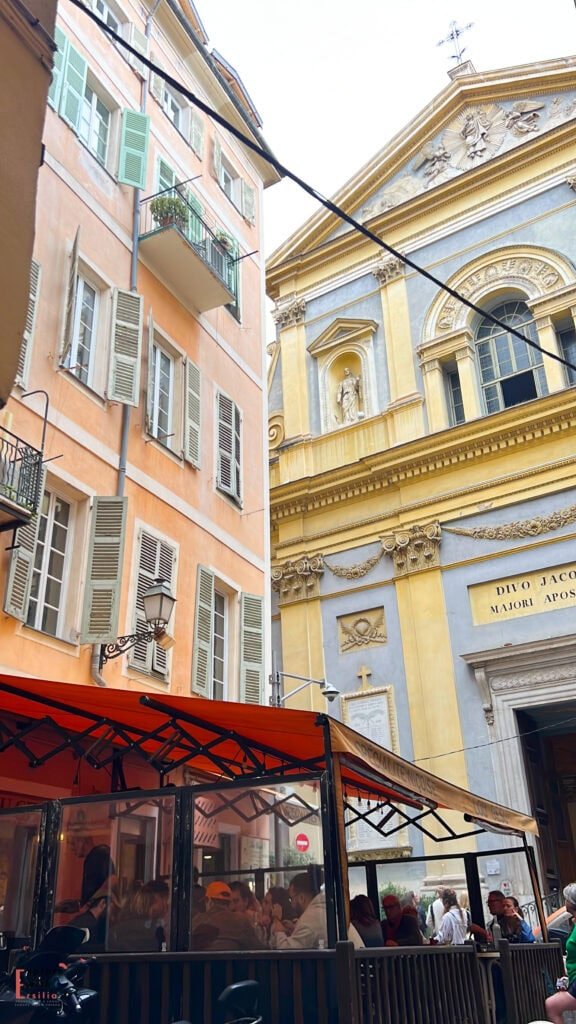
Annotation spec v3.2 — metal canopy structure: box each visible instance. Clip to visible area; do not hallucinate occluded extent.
[0,673,537,843]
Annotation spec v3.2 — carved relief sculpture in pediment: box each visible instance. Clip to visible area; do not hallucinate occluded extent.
[271,555,324,604]
[381,523,442,577]
[442,104,507,169]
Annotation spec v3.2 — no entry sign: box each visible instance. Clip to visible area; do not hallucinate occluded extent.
[295,832,310,852]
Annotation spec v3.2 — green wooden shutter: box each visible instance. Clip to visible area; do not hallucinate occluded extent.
[145,308,155,432]
[189,110,204,158]
[241,181,256,224]
[60,43,87,131]
[157,157,176,193]
[233,403,242,504]
[48,26,68,110]
[151,540,175,675]
[240,593,264,704]
[80,496,127,643]
[187,192,203,245]
[108,289,143,405]
[3,468,46,622]
[118,110,150,189]
[212,137,222,183]
[183,359,201,467]
[191,565,214,696]
[130,530,157,672]
[16,260,41,385]
[61,228,79,365]
[126,23,149,78]
[216,392,234,497]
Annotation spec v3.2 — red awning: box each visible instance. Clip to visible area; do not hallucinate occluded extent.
[0,673,537,835]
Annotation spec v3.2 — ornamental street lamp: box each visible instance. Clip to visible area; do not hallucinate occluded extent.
[269,670,340,707]
[99,578,176,669]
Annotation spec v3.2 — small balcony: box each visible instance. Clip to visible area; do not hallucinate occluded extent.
[0,425,43,533]
[138,188,237,314]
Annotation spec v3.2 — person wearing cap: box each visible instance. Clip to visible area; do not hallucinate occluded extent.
[380,894,423,947]
[191,882,265,951]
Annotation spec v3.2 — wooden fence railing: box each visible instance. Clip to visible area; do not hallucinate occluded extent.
[498,939,564,1024]
[353,944,486,1024]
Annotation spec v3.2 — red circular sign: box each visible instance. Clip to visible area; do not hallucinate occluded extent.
[295,832,310,852]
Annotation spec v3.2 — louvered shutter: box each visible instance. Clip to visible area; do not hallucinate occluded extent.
[3,467,46,622]
[183,359,201,467]
[158,158,176,193]
[151,541,175,675]
[191,566,214,696]
[60,43,87,131]
[48,26,68,110]
[233,403,242,504]
[216,392,234,496]
[149,71,165,103]
[239,594,264,704]
[126,23,149,78]
[241,181,256,224]
[80,496,127,643]
[118,110,150,189]
[189,110,204,159]
[61,228,79,365]
[108,289,143,405]
[212,137,222,183]
[16,260,41,385]
[145,309,155,432]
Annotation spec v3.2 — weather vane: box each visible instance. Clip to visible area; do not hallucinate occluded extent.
[437,20,474,64]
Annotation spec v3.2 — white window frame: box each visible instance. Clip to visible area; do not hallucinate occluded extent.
[68,274,100,389]
[475,300,547,415]
[162,85,184,131]
[220,154,242,209]
[212,589,228,702]
[94,0,121,33]
[26,488,74,639]
[79,79,112,166]
[149,342,175,446]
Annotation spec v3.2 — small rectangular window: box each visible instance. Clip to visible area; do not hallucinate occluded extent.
[213,591,226,702]
[94,0,120,33]
[220,154,242,209]
[26,489,72,637]
[150,344,174,446]
[446,368,465,426]
[68,275,100,387]
[79,83,111,165]
[558,327,576,385]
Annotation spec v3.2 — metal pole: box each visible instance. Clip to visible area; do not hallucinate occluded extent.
[464,851,484,935]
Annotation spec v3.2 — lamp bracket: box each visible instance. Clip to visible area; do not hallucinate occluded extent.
[99,628,161,668]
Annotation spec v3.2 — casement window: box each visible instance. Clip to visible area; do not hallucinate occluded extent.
[191,566,264,703]
[558,327,576,385]
[130,529,177,678]
[212,139,256,224]
[94,0,120,33]
[150,75,183,130]
[26,490,72,637]
[445,366,465,426]
[216,392,241,505]
[67,275,100,388]
[476,300,547,413]
[146,315,201,464]
[79,82,111,165]
[15,260,41,387]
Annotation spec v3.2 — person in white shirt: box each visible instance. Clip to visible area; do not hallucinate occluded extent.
[435,890,468,945]
[270,873,364,949]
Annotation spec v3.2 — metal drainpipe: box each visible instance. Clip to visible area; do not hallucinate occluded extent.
[91,7,161,686]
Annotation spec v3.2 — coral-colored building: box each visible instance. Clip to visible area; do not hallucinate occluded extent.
[0,0,280,739]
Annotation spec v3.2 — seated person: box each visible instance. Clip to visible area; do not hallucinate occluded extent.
[258,887,295,945]
[191,882,265,951]
[500,897,535,943]
[270,873,327,950]
[229,881,260,926]
[350,895,384,948]
[70,880,121,951]
[380,894,423,946]
[110,879,170,952]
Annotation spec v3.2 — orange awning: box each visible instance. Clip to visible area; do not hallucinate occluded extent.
[0,673,538,835]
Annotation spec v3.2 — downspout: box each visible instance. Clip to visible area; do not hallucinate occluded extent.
[91,3,162,686]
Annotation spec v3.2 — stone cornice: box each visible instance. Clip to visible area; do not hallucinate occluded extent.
[269,391,576,522]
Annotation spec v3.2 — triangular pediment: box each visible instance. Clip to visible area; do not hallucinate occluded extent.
[268,56,576,276]
[308,318,378,356]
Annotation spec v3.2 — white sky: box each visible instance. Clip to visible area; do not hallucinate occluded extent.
[200,0,576,256]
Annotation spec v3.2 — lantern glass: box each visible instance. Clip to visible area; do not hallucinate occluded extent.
[142,579,176,628]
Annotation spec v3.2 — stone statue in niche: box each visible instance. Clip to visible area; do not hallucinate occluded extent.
[336,367,362,424]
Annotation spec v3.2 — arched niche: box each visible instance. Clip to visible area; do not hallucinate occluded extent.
[308,318,379,433]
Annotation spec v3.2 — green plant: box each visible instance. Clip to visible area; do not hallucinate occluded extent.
[150,195,189,231]
[214,230,234,252]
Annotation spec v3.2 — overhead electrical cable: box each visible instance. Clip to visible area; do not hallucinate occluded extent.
[69,0,576,376]
[413,713,576,763]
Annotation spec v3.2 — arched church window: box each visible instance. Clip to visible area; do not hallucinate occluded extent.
[476,300,547,413]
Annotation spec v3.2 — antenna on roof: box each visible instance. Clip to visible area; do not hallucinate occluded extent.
[437,20,474,64]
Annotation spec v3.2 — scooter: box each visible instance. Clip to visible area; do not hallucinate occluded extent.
[0,925,98,1023]
[173,979,262,1024]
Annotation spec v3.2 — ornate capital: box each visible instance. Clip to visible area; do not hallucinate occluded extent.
[373,255,404,285]
[271,555,324,604]
[272,297,306,328]
[566,176,576,192]
[381,522,441,576]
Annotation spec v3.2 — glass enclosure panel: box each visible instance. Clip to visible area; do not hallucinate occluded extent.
[374,856,466,941]
[0,808,43,938]
[191,779,326,950]
[53,793,175,952]
[476,849,537,934]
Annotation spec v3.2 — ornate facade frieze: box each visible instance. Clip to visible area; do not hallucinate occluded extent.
[323,547,384,579]
[272,297,306,328]
[373,255,404,284]
[444,503,576,540]
[271,555,324,604]
[380,522,442,576]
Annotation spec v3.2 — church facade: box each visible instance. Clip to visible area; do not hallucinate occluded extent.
[267,57,576,894]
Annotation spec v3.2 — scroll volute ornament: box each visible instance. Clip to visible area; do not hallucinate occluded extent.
[271,555,324,604]
[381,523,442,576]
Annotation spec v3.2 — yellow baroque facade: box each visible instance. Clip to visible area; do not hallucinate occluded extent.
[267,57,576,892]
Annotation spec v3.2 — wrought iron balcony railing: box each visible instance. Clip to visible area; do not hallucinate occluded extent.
[139,186,238,311]
[0,425,43,531]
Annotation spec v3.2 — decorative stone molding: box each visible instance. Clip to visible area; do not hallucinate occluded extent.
[268,414,285,451]
[271,555,324,604]
[444,502,576,540]
[380,522,441,576]
[324,546,384,579]
[272,297,306,328]
[338,609,387,653]
[566,176,576,192]
[373,255,404,284]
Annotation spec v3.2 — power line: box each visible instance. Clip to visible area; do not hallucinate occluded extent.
[68,0,576,376]
[414,713,576,763]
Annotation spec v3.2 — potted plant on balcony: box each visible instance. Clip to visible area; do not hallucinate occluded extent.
[214,229,234,253]
[149,195,189,232]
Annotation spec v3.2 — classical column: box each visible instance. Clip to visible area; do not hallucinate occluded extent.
[381,524,471,854]
[273,296,309,440]
[374,257,425,441]
[535,314,566,394]
[421,359,449,432]
[455,343,482,419]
